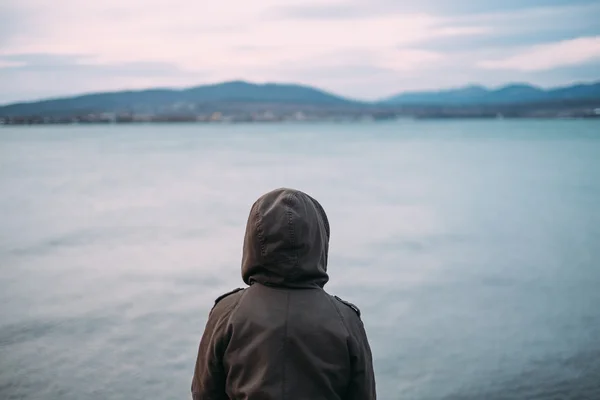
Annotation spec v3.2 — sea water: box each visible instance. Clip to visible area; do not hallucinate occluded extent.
[1,120,599,400]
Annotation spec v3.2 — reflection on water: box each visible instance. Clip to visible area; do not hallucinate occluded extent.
[1,121,600,400]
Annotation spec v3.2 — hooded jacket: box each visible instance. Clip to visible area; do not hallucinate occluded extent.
[191,188,376,400]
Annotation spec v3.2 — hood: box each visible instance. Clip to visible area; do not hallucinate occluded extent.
[242,188,330,288]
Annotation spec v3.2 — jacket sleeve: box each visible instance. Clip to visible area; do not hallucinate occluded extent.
[191,308,230,400]
[347,318,377,400]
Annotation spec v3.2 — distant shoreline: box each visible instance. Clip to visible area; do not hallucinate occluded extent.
[2,114,600,126]
[2,80,599,125]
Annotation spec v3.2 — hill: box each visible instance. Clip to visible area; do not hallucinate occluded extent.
[1,80,599,119]
[0,80,361,117]
[382,82,600,105]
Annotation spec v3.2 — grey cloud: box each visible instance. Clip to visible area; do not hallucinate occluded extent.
[0,53,192,75]
[269,0,599,19]
[418,29,600,53]
[0,54,94,67]
[398,0,598,14]
[447,1,600,30]
[416,3,600,53]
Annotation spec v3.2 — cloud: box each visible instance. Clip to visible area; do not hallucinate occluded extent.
[0,2,475,76]
[0,0,599,103]
[0,53,92,68]
[478,36,600,71]
[270,0,598,18]
[0,60,26,68]
[419,2,600,51]
[0,54,213,104]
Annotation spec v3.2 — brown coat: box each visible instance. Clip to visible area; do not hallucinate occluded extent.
[191,188,376,400]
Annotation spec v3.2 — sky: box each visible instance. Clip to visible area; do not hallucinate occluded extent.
[1,0,600,104]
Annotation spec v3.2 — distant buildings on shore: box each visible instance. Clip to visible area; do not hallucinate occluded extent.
[0,110,389,125]
[1,107,599,126]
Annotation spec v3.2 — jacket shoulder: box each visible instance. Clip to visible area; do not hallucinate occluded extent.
[212,287,245,311]
[333,295,361,318]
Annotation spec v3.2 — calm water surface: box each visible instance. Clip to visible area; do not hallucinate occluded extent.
[1,121,599,400]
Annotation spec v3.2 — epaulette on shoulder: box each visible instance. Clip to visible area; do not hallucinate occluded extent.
[334,295,361,318]
[213,288,244,308]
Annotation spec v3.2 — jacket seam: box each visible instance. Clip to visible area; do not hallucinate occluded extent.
[326,294,356,399]
[326,294,352,337]
[286,192,298,275]
[219,289,248,380]
[309,195,330,239]
[210,288,244,315]
[255,204,266,257]
[227,289,249,324]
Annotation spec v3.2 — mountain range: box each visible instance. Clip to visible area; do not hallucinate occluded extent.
[383,82,600,105]
[1,80,599,117]
[0,81,359,117]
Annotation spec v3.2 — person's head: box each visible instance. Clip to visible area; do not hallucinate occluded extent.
[241,188,330,288]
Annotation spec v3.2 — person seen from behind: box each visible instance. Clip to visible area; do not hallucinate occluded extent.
[191,188,376,400]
